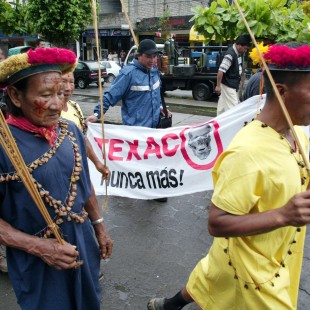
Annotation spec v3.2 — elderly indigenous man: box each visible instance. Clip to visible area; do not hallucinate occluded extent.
[61,71,109,178]
[215,34,252,115]
[0,48,113,309]
[148,42,310,310]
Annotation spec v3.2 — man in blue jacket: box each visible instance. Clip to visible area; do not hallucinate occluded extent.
[86,39,171,202]
[86,39,171,128]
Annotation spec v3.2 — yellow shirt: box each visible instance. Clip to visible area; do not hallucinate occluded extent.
[61,100,86,134]
[187,120,308,309]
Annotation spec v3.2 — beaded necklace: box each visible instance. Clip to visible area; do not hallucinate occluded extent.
[68,100,87,135]
[0,120,88,238]
[224,120,306,291]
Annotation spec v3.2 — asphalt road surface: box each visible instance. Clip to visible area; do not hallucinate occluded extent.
[0,87,309,309]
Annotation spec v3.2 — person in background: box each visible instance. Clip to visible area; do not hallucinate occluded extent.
[242,43,269,101]
[0,47,113,309]
[215,34,252,115]
[242,69,264,101]
[120,50,126,66]
[112,51,119,63]
[36,38,45,48]
[148,42,310,309]
[61,71,109,178]
[85,39,171,202]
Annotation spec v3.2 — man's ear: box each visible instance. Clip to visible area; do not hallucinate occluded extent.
[6,86,23,108]
[276,83,289,100]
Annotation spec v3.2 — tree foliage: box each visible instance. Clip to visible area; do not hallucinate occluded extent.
[0,0,35,36]
[191,0,310,44]
[27,0,93,46]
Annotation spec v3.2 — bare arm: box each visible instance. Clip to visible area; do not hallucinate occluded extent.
[84,184,113,259]
[0,218,79,269]
[215,70,224,94]
[208,189,310,237]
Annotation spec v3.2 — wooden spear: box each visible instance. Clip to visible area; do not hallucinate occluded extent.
[90,0,108,208]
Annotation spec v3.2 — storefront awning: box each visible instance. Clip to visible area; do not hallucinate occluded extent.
[189,26,205,41]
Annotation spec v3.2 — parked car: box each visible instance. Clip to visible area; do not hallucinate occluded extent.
[8,46,33,56]
[100,60,121,83]
[74,61,108,89]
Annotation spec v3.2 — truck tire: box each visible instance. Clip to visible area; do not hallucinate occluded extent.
[192,83,212,101]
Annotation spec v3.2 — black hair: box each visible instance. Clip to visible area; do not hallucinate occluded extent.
[36,38,44,46]
[236,34,252,47]
[4,78,29,117]
[263,70,308,99]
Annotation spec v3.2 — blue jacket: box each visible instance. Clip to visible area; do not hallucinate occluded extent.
[94,59,162,128]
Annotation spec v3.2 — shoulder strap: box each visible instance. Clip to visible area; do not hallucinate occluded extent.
[158,74,168,118]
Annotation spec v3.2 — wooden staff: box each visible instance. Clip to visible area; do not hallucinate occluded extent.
[233,0,310,174]
[90,0,108,208]
[0,110,64,244]
[120,0,139,46]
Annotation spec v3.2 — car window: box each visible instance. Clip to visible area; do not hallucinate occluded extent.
[87,62,105,70]
[76,63,83,70]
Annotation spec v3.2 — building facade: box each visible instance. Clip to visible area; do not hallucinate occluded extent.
[0,0,211,60]
[80,0,210,61]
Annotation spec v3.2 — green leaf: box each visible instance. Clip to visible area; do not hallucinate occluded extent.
[207,26,214,34]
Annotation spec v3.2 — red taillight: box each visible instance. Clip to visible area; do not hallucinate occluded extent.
[88,73,98,77]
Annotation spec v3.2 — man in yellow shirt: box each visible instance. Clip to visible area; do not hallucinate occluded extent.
[148,42,310,310]
[61,72,109,179]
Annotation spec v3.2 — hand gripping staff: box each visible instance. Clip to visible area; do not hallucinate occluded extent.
[0,110,83,267]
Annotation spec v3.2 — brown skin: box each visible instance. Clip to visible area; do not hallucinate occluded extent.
[2,71,112,269]
[8,72,64,127]
[85,185,113,259]
[209,74,310,238]
[62,72,110,180]
[0,48,5,62]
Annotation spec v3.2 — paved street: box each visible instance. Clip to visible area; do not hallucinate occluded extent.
[0,87,309,309]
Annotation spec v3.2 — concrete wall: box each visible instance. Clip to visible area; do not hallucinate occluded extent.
[98,0,210,29]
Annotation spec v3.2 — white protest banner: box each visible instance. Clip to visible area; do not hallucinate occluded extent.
[87,95,266,199]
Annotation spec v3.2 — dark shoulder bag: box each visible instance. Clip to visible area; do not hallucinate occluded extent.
[157,90,172,129]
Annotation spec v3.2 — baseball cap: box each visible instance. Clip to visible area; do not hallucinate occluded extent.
[137,39,158,55]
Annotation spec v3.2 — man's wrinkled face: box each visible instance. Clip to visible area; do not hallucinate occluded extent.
[13,72,64,127]
[138,53,158,70]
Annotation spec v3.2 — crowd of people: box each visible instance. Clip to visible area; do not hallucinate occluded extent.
[1,38,310,310]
